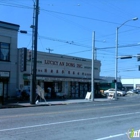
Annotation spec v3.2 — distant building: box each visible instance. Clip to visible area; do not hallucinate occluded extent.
[0,21,20,102]
[121,78,140,90]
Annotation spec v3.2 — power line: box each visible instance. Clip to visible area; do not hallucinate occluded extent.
[2,1,139,29]
[41,9,140,28]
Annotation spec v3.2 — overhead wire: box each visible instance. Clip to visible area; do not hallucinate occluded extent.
[2,0,139,78]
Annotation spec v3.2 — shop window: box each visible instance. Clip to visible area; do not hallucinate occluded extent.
[38,69,42,72]
[0,42,10,61]
[54,82,62,93]
[24,81,30,86]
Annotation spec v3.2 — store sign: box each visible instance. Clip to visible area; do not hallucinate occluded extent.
[85,92,91,100]
[20,48,27,72]
[44,60,82,68]
[0,71,9,77]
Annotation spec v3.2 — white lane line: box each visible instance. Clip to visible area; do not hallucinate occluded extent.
[94,133,126,140]
[94,128,140,140]
[0,111,140,132]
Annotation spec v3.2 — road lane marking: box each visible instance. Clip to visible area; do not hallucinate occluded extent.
[0,111,140,132]
[94,133,125,140]
[94,128,140,140]
[1,103,140,119]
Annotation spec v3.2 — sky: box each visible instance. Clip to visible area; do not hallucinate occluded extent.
[0,0,140,79]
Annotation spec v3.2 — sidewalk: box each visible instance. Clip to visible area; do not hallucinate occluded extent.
[0,98,113,109]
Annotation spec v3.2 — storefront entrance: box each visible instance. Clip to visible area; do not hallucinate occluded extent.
[70,82,90,98]
[44,81,63,99]
[0,78,8,104]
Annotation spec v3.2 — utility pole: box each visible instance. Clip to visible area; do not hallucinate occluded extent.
[46,48,53,53]
[30,2,35,104]
[91,31,95,101]
[30,0,39,104]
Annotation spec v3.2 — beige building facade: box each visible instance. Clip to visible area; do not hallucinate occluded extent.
[0,20,102,102]
[18,49,101,98]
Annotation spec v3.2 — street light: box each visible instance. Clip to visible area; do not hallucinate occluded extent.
[115,17,138,100]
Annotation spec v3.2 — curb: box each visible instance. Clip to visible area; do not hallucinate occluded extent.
[0,98,112,109]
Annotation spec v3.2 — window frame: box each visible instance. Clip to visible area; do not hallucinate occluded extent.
[0,42,10,62]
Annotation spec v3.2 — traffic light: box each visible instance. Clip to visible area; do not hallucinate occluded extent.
[113,79,117,83]
[138,66,140,71]
[137,54,140,61]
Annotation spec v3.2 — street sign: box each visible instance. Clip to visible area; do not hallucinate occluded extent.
[120,56,132,59]
[85,92,91,100]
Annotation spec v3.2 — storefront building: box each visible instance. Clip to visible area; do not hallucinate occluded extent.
[18,49,101,99]
[0,21,19,103]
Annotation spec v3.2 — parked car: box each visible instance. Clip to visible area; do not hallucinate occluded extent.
[104,88,126,96]
[136,89,140,94]
[126,89,138,94]
[16,89,30,100]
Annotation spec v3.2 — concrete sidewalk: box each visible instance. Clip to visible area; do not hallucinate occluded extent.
[0,98,113,108]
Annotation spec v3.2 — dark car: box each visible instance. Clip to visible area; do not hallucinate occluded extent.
[136,89,140,94]
[21,90,30,100]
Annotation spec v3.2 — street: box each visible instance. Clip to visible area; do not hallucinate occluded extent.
[0,95,140,140]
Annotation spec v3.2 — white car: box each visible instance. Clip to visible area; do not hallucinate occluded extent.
[104,88,126,96]
[126,89,137,94]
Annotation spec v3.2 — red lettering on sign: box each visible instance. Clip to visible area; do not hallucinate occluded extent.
[77,64,82,68]
[59,62,64,66]
[66,62,75,67]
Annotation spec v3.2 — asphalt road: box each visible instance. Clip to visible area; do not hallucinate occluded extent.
[0,94,140,140]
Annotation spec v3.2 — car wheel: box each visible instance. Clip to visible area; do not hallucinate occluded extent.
[118,93,121,96]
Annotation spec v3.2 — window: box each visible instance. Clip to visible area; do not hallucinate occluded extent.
[62,70,64,74]
[0,43,10,61]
